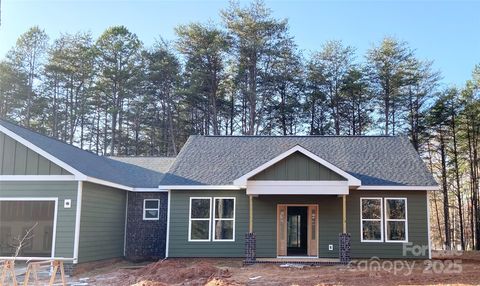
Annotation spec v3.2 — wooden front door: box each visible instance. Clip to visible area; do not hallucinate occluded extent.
[277,204,318,257]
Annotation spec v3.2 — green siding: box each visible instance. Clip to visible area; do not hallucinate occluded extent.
[347,190,429,259]
[0,181,77,258]
[251,151,346,181]
[0,131,70,175]
[253,195,342,258]
[169,190,249,257]
[78,182,126,263]
[168,190,429,259]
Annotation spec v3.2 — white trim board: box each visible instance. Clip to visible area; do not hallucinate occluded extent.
[159,185,242,191]
[246,180,349,195]
[0,175,76,181]
[357,186,439,191]
[0,197,58,260]
[73,181,83,264]
[233,145,361,187]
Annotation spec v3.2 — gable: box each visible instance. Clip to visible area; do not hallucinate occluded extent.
[0,131,71,175]
[250,151,347,181]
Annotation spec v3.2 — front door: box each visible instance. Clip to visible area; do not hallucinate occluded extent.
[277,204,318,257]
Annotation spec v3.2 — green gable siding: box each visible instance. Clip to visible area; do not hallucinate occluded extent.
[251,151,346,181]
[0,181,78,258]
[0,132,70,175]
[347,190,429,259]
[168,189,429,259]
[78,182,126,263]
[169,190,249,257]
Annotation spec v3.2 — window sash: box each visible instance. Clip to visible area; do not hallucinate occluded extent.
[143,199,160,221]
[384,198,408,242]
[213,197,235,241]
[189,197,212,241]
[360,198,383,242]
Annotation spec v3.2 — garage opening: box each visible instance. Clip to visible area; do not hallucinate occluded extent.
[0,200,56,257]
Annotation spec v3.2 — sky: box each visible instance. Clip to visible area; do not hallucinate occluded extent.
[0,0,479,87]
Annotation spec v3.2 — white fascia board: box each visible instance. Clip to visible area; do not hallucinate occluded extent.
[0,125,84,178]
[232,145,361,187]
[357,185,440,191]
[84,176,133,191]
[0,175,76,181]
[133,188,168,192]
[246,180,349,195]
[158,185,242,191]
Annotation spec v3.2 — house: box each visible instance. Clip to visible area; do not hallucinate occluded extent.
[0,119,438,273]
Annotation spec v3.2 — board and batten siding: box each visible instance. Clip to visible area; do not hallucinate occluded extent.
[251,151,346,181]
[168,190,249,257]
[347,190,429,259]
[78,182,126,263]
[0,181,77,258]
[0,131,70,175]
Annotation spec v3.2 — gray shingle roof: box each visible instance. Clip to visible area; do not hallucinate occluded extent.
[108,156,175,173]
[161,135,438,187]
[0,119,166,188]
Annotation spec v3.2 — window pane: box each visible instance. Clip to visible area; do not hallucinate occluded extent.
[361,199,381,219]
[386,199,406,219]
[145,200,159,209]
[387,221,406,241]
[362,221,382,241]
[191,220,210,240]
[145,210,159,219]
[214,220,233,240]
[215,199,234,219]
[191,199,210,218]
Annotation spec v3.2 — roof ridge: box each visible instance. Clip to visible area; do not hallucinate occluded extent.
[202,135,399,138]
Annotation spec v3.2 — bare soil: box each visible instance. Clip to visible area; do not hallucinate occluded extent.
[73,252,480,286]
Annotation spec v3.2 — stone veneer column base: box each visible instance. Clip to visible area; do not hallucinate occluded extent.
[339,233,351,264]
[245,233,256,264]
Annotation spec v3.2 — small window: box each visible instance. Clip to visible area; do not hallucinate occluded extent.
[213,198,235,241]
[143,199,160,220]
[360,198,383,242]
[189,198,212,241]
[385,198,408,242]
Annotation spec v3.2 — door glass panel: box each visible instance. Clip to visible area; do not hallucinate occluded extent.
[287,214,301,248]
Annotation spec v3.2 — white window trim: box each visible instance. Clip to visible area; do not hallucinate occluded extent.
[143,199,160,221]
[384,197,408,243]
[360,197,383,243]
[212,197,236,242]
[188,197,212,242]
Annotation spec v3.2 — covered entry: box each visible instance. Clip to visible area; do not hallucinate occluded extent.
[0,199,57,258]
[277,204,318,257]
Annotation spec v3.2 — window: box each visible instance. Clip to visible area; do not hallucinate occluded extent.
[385,198,408,242]
[213,198,235,241]
[143,199,160,220]
[360,198,383,242]
[189,198,212,241]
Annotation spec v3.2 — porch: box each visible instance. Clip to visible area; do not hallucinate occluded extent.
[244,194,351,264]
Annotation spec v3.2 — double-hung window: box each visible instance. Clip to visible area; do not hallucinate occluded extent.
[189,198,212,241]
[385,198,408,242]
[213,197,235,241]
[143,199,160,220]
[360,198,383,242]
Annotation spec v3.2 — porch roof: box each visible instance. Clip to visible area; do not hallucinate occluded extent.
[160,135,438,188]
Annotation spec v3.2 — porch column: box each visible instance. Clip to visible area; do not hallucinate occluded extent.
[245,195,256,263]
[339,195,351,264]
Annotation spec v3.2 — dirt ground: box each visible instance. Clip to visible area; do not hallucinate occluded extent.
[71,251,480,286]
